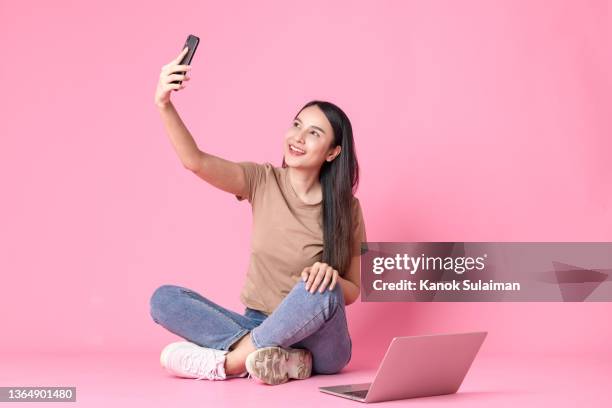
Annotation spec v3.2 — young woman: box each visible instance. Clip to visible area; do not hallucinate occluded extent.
[150,47,367,385]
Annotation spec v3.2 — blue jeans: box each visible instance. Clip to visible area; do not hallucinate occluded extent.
[150,279,352,374]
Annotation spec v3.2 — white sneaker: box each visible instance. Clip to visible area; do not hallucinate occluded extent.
[160,341,246,380]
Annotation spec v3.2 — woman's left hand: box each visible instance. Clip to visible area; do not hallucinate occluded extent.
[301,262,339,293]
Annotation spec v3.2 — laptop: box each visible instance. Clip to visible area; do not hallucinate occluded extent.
[319,331,487,403]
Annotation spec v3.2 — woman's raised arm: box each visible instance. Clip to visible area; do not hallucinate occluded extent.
[155,48,246,198]
[156,102,246,197]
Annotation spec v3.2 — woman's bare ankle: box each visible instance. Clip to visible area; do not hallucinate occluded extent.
[225,355,246,375]
[225,333,257,375]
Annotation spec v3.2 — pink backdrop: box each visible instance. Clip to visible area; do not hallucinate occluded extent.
[1,0,611,368]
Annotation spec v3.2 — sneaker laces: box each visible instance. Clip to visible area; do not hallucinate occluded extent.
[180,348,227,380]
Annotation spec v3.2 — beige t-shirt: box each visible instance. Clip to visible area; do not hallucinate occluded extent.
[235,161,367,315]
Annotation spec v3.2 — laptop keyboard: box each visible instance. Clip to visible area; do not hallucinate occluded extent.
[344,389,369,399]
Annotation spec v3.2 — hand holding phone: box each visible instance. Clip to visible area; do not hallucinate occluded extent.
[171,35,200,85]
[154,35,200,108]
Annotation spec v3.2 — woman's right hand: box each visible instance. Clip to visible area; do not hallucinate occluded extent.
[154,46,192,108]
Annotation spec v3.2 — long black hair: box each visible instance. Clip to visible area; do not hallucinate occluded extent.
[282,100,360,276]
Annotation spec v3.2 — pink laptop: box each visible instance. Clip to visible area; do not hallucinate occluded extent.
[319,331,487,403]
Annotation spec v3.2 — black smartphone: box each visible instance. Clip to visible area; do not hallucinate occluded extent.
[171,34,200,85]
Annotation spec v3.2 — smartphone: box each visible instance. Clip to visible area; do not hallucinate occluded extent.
[171,34,200,85]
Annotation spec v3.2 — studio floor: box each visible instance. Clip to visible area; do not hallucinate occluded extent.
[1,351,609,407]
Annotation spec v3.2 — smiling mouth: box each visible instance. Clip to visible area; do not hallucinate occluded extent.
[289,145,306,155]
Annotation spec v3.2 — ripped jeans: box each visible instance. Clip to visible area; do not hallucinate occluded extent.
[149,279,352,374]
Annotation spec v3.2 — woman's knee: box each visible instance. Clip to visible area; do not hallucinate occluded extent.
[294,279,343,303]
[293,279,344,318]
[149,284,184,323]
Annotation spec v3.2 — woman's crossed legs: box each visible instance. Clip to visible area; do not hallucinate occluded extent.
[150,279,352,378]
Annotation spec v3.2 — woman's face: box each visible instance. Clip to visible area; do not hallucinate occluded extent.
[284,105,341,170]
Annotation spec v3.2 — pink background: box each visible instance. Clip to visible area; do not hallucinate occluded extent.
[1,0,611,388]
